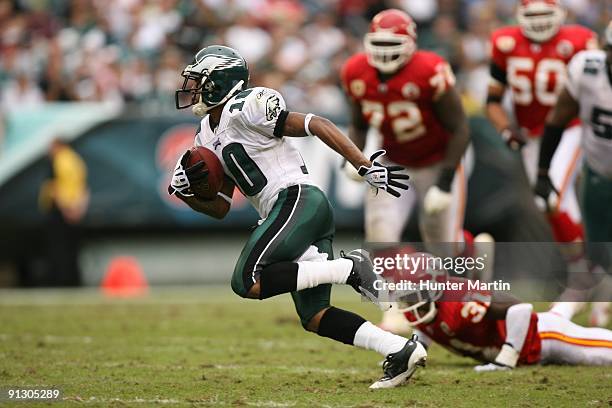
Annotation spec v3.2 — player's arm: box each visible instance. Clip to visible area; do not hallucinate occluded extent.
[347,98,369,151]
[485,62,527,150]
[476,292,533,371]
[485,81,509,133]
[433,86,470,190]
[537,87,580,176]
[339,99,369,181]
[534,88,580,202]
[423,85,469,214]
[282,111,410,197]
[283,111,370,169]
[176,176,235,219]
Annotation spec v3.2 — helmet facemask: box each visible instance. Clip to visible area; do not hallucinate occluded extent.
[517,1,566,43]
[364,32,416,74]
[176,69,245,117]
[395,286,442,326]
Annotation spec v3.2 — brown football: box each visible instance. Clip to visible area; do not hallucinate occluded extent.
[186,146,224,200]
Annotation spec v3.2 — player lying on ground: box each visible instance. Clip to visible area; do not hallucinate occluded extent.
[389,253,612,368]
[167,45,426,389]
[536,22,612,327]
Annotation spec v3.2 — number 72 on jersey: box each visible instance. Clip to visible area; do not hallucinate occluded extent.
[358,63,455,143]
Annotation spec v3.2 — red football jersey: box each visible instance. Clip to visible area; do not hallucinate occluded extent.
[490,25,596,137]
[405,279,542,365]
[341,51,455,167]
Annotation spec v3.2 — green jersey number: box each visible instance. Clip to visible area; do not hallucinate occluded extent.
[591,107,612,140]
[222,143,268,196]
[229,89,254,113]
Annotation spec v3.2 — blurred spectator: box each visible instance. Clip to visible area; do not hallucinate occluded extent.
[1,71,44,114]
[39,138,89,286]
[0,0,608,119]
[224,13,272,65]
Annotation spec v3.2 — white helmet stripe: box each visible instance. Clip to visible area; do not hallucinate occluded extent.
[188,54,244,74]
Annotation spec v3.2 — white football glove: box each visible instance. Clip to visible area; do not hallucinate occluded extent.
[473,363,511,372]
[168,150,207,196]
[357,150,410,198]
[423,185,452,215]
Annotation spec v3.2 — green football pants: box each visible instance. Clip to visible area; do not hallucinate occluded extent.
[231,184,335,327]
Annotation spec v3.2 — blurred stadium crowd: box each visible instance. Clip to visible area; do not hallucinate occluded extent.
[0,0,610,123]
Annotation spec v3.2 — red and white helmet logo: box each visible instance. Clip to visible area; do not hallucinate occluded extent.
[517,0,566,42]
[364,9,417,74]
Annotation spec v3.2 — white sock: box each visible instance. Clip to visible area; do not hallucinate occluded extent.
[504,303,532,351]
[295,258,352,291]
[353,321,407,356]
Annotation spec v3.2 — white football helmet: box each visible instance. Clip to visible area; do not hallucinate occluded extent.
[381,249,447,326]
[364,9,418,74]
[517,0,566,43]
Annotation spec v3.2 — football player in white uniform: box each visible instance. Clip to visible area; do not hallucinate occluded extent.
[167,45,426,389]
[537,22,612,327]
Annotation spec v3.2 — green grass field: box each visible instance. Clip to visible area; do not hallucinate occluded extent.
[0,286,610,407]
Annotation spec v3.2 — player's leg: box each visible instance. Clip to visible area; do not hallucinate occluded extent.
[365,161,417,333]
[520,136,540,186]
[231,185,385,307]
[418,162,467,258]
[580,164,612,327]
[537,312,612,365]
[540,127,589,319]
[549,126,583,224]
[231,185,352,300]
[364,163,415,242]
[286,221,428,388]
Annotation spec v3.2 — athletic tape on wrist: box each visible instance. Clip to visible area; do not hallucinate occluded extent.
[304,113,315,137]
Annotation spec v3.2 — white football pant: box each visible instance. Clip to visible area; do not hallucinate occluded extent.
[521,125,582,222]
[537,312,612,365]
[364,147,473,258]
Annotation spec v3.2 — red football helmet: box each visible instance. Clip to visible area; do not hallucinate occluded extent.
[517,0,566,42]
[382,249,448,326]
[364,9,417,74]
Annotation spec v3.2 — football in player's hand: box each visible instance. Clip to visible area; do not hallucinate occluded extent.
[186,146,224,200]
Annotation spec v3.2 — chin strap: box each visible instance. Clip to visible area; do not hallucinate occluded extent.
[192,80,246,117]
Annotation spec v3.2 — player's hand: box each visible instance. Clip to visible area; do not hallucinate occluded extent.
[501,126,527,151]
[534,170,558,211]
[423,185,452,215]
[475,343,519,371]
[358,150,410,197]
[168,150,209,196]
[341,159,364,182]
[473,362,512,372]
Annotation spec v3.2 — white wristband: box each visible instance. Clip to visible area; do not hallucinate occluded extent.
[217,192,232,204]
[304,113,315,137]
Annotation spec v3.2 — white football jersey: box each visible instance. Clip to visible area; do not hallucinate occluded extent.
[194,87,314,217]
[566,50,612,178]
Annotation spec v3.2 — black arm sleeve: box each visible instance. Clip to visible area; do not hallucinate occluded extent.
[273,110,289,138]
[489,63,507,86]
[538,125,565,171]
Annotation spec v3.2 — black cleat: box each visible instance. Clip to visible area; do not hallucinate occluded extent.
[342,249,390,311]
[370,334,427,389]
